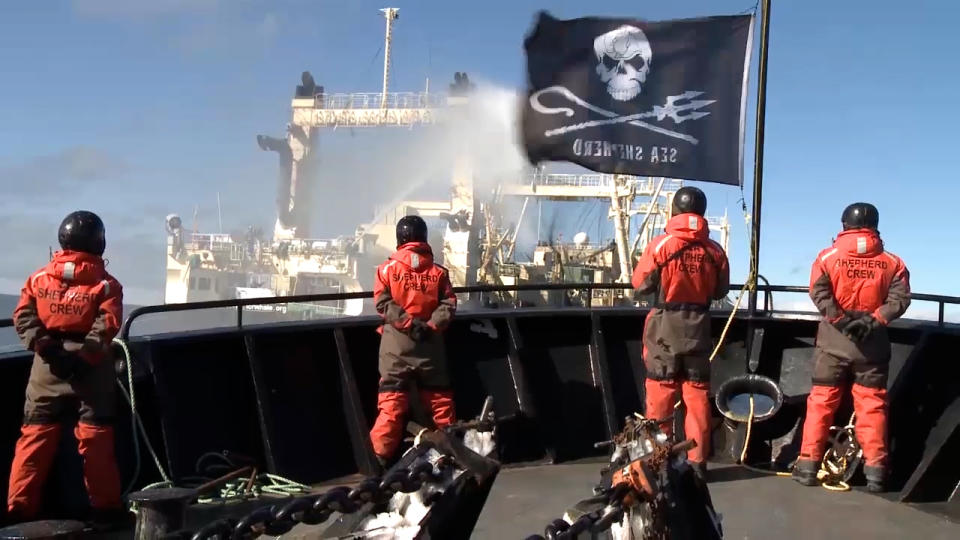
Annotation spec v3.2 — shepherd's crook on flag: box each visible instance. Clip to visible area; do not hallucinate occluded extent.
[521,12,754,186]
[530,86,715,143]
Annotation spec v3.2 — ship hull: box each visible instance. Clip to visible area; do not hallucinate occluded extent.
[0,306,957,531]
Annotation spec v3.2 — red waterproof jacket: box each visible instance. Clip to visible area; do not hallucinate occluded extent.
[632,213,730,305]
[810,229,910,325]
[373,242,456,333]
[13,250,123,360]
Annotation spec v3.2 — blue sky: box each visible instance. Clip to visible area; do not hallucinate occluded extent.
[1,0,957,318]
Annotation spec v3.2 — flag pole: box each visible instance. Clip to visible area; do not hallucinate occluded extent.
[747,0,772,317]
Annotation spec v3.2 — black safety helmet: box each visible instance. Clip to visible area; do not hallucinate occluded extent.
[841,202,879,230]
[672,186,707,216]
[396,215,428,246]
[58,211,106,256]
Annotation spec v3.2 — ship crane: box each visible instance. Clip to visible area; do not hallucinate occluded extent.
[494,173,731,279]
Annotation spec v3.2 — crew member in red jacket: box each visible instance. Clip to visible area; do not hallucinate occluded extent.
[369,216,457,465]
[8,211,124,523]
[631,187,730,477]
[792,203,910,492]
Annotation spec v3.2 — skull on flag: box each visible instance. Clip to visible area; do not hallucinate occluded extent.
[593,25,652,101]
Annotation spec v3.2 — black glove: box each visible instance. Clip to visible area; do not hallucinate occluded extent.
[79,338,106,365]
[46,339,92,381]
[46,353,90,381]
[831,315,854,333]
[408,319,432,342]
[843,316,878,343]
[34,335,63,358]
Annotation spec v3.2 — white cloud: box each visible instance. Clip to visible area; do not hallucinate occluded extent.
[0,147,165,303]
[71,0,219,18]
[0,146,127,192]
[71,0,282,54]
[170,12,284,54]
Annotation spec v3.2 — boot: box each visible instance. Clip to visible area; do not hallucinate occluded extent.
[690,462,708,482]
[374,454,389,475]
[792,459,819,486]
[864,465,885,493]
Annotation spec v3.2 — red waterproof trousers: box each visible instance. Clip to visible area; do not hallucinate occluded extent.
[370,389,456,459]
[8,352,122,520]
[645,379,711,463]
[8,423,122,520]
[799,384,888,467]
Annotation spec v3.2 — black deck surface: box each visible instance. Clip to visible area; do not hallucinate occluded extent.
[473,461,960,539]
[87,461,959,539]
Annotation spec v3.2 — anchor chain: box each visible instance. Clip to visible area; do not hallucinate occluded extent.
[525,485,631,540]
[526,474,683,540]
[530,431,699,540]
[176,460,451,540]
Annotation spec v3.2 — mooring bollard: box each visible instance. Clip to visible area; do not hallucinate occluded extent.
[0,520,86,540]
[128,488,196,540]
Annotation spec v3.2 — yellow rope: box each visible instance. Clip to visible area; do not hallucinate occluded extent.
[817,467,851,492]
[740,394,792,477]
[739,394,754,464]
[718,210,853,490]
[673,206,789,475]
[672,278,752,412]
[670,201,755,430]
[814,412,857,492]
[710,279,752,363]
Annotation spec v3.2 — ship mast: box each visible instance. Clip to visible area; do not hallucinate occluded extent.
[610,175,633,283]
[380,8,399,109]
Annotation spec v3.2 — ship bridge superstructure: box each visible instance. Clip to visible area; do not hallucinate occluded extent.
[164,7,476,311]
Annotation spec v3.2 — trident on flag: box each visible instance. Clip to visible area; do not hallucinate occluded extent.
[529,86,715,144]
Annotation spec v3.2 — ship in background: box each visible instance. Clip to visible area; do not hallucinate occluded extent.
[162,8,731,317]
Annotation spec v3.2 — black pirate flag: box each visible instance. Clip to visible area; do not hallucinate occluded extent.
[521,12,754,186]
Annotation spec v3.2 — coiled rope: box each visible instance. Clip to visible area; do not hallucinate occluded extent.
[738,393,855,489]
[112,337,171,495]
[112,338,310,506]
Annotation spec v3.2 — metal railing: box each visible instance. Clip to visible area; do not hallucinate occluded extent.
[104,285,960,339]
[530,173,614,188]
[296,92,445,110]
[2,284,959,343]
[184,234,236,253]
[112,282,638,341]
[754,285,960,324]
[520,173,684,193]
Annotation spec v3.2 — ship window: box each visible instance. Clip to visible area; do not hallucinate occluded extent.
[189,277,196,290]
[198,277,211,290]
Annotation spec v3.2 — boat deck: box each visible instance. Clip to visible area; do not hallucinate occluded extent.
[473,461,960,539]
[84,459,959,538]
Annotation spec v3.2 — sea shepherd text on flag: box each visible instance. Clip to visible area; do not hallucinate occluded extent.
[521,12,754,186]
